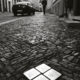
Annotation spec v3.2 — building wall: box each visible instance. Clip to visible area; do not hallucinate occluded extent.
[49,0,80,17]
[7,0,12,12]
[0,0,55,12]
[1,0,4,12]
[0,0,1,11]
[0,0,19,12]
[73,0,80,16]
[48,0,65,16]
[0,0,14,12]
[0,0,8,12]
[47,0,54,9]
[32,0,40,9]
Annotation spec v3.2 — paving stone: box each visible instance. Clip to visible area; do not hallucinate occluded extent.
[63,55,70,59]
[75,67,80,71]
[18,56,28,62]
[59,62,68,68]
[11,56,22,62]
[57,46,62,50]
[6,66,14,73]
[48,64,61,72]
[73,77,80,80]
[59,66,72,73]
[67,46,72,48]
[35,64,51,73]
[33,75,49,80]
[13,63,23,69]
[16,74,22,78]
[34,58,45,64]
[51,58,58,63]
[73,52,79,56]
[41,46,47,50]
[62,76,73,80]
[21,60,29,65]
[4,53,10,58]
[47,60,60,66]
[62,59,69,63]
[62,47,67,52]
[67,56,74,61]
[35,54,43,58]
[64,50,72,54]
[1,58,6,61]
[62,71,73,77]
[0,64,3,69]
[17,65,26,71]
[23,68,40,80]
[11,60,17,65]
[3,60,9,65]
[55,39,61,45]
[44,69,61,80]
[6,73,11,77]
[68,63,76,68]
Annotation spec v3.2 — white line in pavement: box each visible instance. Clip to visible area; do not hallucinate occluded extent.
[0,18,22,26]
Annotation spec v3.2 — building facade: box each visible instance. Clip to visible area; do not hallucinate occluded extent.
[49,0,80,17]
[0,0,17,12]
[0,0,7,12]
[0,0,55,12]
[0,0,40,12]
[47,0,54,9]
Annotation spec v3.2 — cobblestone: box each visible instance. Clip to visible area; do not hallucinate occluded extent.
[0,12,80,80]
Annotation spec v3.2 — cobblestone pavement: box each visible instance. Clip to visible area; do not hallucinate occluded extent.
[0,12,80,80]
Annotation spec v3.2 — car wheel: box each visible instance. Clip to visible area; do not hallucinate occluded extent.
[14,13,17,16]
[33,11,35,15]
[28,12,31,15]
[21,13,24,16]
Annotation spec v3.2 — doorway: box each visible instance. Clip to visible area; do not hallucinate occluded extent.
[0,1,1,11]
[74,0,80,16]
[8,1,11,12]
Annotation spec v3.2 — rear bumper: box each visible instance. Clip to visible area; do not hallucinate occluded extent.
[12,9,35,14]
[13,9,27,13]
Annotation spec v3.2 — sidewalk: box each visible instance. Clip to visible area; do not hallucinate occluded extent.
[59,16,80,29]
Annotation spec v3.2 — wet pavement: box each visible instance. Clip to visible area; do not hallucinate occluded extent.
[0,12,80,80]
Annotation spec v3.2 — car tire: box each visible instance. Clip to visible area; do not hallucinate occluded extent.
[21,13,24,16]
[28,12,31,15]
[14,13,17,16]
[33,11,35,15]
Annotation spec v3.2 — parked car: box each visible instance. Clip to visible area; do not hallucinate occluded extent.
[12,1,35,16]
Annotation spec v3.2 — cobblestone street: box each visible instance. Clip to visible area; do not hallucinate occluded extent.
[0,12,80,80]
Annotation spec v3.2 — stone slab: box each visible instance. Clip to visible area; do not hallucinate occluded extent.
[73,16,80,21]
[23,68,40,80]
[62,20,80,28]
[33,75,49,80]
[44,69,61,80]
[35,63,51,73]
